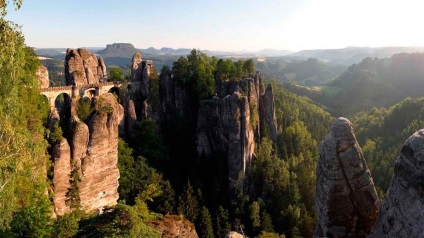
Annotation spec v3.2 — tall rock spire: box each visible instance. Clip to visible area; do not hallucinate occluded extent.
[314,117,380,237]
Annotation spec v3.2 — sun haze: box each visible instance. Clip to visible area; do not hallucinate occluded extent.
[6,0,424,51]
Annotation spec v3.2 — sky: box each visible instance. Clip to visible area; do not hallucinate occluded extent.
[5,0,424,51]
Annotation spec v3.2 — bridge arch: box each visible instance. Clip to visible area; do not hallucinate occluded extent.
[55,93,72,133]
[108,86,123,104]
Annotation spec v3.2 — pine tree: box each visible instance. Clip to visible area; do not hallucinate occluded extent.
[215,206,231,238]
[197,206,214,238]
[177,180,199,222]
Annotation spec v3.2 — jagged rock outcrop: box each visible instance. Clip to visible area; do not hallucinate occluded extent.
[261,84,278,142]
[197,88,255,203]
[159,71,189,122]
[52,138,72,216]
[314,117,380,238]
[65,48,107,86]
[369,129,424,237]
[148,215,198,238]
[196,72,278,203]
[131,52,143,81]
[130,53,158,120]
[36,65,49,88]
[51,93,123,215]
[79,93,124,212]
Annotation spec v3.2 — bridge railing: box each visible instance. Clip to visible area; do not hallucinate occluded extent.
[40,85,73,92]
[40,80,139,93]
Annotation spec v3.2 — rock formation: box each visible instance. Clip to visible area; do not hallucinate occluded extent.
[197,88,255,203]
[369,129,424,237]
[314,117,380,237]
[196,72,278,203]
[36,65,49,88]
[261,84,278,142]
[51,138,72,216]
[50,93,123,215]
[80,93,123,212]
[65,48,107,86]
[148,215,199,238]
[130,53,158,120]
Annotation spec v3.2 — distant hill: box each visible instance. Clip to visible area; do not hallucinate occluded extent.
[97,43,144,58]
[289,46,424,65]
[256,57,345,85]
[286,53,424,116]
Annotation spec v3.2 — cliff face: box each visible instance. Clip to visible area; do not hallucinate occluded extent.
[196,72,277,203]
[36,65,49,88]
[369,129,424,237]
[314,117,380,237]
[51,93,123,215]
[197,89,255,203]
[65,48,107,86]
[130,53,158,121]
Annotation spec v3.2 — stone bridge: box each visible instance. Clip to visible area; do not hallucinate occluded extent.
[40,81,140,111]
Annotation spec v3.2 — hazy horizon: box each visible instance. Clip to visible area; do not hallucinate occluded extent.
[6,0,424,52]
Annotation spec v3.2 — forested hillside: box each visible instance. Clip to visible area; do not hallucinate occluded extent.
[352,97,424,197]
[256,57,344,85]
[285,53,424,116]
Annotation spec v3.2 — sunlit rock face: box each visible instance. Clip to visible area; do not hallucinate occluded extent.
[314,117,380,238]
[36,65,49,88]
[65,48,107,86]
[51,93,123,215]
[369,129,424,238]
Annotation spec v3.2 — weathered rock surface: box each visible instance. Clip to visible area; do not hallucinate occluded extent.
[130,53,159,121]
[65,48,107,86]
[314,117,380,237]
[52,138,72,216]
[369,129,424,238]
[196,73,278,203]
[159,70,189,122]
[197,88,255,203]
[261,84,278,142]
[125,99,137,134]
[36,65,49,88]
[79,93,124,212]
[148,215,198,238]
[131,52,143,81]
[51,93,123,215]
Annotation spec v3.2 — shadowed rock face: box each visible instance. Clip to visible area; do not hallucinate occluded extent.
[36,65,49,88]
[65,48,107,86]
[261,84,278,142]
[369,129,424,238]
[196,89,255,204]
[314,117,380,238]
[196,72,278,203]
